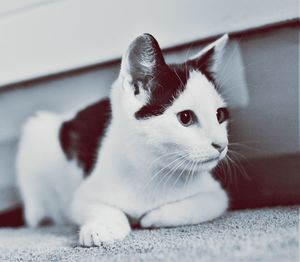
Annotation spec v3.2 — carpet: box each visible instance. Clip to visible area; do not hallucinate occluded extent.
[0,206,298,262]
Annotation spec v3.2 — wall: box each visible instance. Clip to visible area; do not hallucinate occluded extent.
[0,0,298,86]
[231,26,299,158]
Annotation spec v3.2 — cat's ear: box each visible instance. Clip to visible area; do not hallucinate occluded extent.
[120,33,167,92]
[188,34,229,81]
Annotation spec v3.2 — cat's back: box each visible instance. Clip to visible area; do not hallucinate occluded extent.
[17,111,67,175]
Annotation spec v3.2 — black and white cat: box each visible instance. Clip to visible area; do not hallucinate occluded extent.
[17,33,230,246]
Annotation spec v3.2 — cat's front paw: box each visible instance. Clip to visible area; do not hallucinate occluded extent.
[140,205,185,228]
[140,209,166,228]
[79,220,131,247]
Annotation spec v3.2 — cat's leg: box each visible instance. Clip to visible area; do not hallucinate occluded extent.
[140,188,228,228]
[17,112,68,227]
[22,193,45,227]
[17,152,46,227]
[71,200,131,246]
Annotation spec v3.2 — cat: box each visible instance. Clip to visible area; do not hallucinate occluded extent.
[17,33,230,247]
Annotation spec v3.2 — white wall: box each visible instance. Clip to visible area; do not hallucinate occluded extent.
[0,0,298,87]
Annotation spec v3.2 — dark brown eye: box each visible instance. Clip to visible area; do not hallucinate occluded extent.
[177,110,196,127]
[216,107,230,124]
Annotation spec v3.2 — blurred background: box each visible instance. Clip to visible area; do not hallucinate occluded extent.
[0,0,299,226]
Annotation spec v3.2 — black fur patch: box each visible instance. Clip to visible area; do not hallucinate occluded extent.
[59,98,111,176]
[135,61,215,119]
[135,64,188,119]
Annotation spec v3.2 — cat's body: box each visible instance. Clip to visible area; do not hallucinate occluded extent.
[17,34,230,246]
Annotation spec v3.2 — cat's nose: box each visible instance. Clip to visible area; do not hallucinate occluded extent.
[211,143,226,153]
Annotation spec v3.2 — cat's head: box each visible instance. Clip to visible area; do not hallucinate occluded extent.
[114,33,229,172]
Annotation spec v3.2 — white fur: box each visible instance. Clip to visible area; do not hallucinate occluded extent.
[16,112,83,227]
[17,35,229,247]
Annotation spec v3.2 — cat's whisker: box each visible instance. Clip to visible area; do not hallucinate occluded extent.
[148,152,188,177]
[146,150,190,169]
[222,158,231,185]
[143,152,190,192]
[227,146,249,163]
[158,156,187,189]
[227,149,247,161]
[188,159,199,187]
[161,158,189,201]
[162,157,188,191]
[223,156,234,185]
[148,163,180,201]
[188,160,198,184]
[215,158,227,185]
[183,160,196,190]
[229,141,260,146]
[169,157,193,193]
[221,159,229,185]
[229,154,250,181]
[224,155,237,186]
[226,153,250,182]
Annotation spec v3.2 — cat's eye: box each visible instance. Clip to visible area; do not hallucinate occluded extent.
[177,110,197,127]
[216,107,230,124]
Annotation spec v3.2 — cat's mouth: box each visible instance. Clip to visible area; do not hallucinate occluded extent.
[198,156,219,165]
[178,155,219,165]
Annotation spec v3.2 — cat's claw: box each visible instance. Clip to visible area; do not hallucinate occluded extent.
[79,221,131,247]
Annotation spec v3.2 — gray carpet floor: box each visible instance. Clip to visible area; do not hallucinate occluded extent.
[0,206,298,262]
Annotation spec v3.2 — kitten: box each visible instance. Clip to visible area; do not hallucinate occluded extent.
[17,33,230,246]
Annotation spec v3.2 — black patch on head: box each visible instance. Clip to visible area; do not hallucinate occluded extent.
[59,98,111,176]
[134,64,188,119]
[126,34,218,120]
